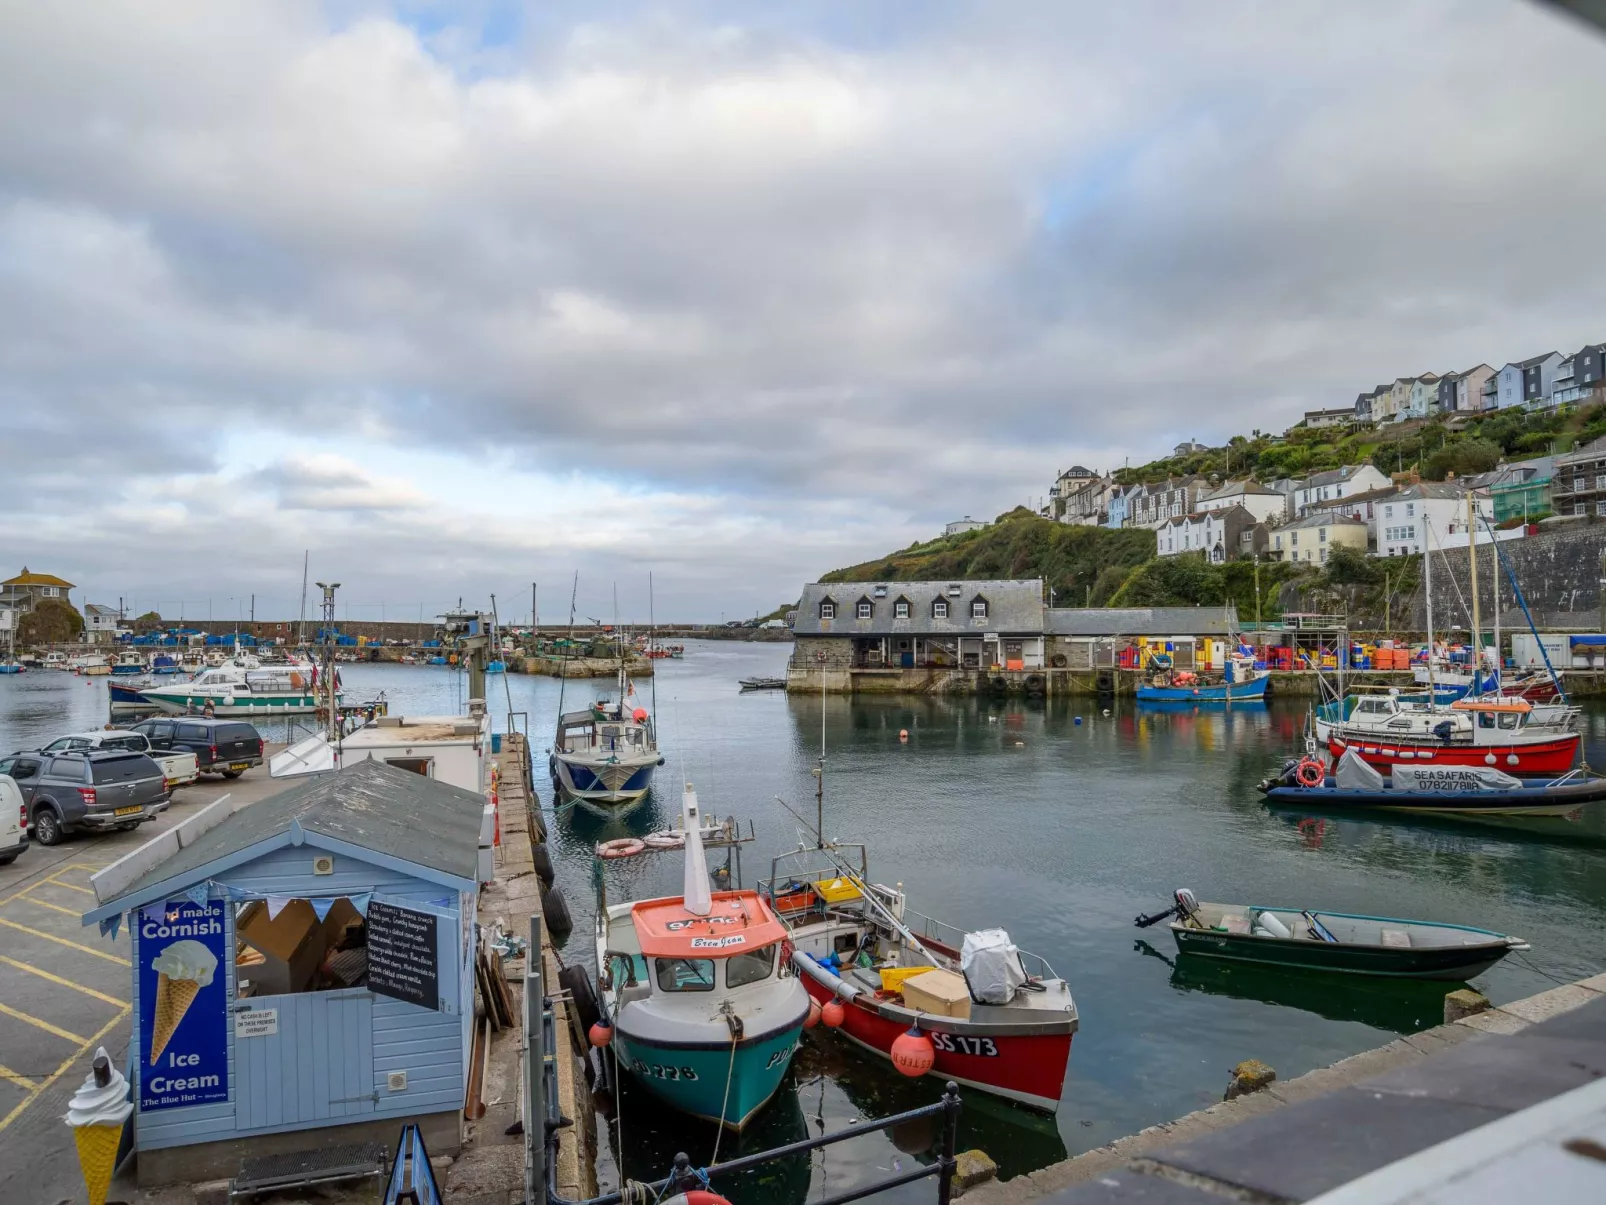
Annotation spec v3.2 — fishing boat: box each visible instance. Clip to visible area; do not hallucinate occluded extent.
[107,679,155,709]
[761,840,1077,1113]
[1135,888,1528,980]
[738,677,787,691]
[110,650,147,675]
[1261,748,1606,817]
[550,667,662,804]
[1136,665,1269,704]
[138,658,334,716]
[595,787,809,1129]
[1323,696,1580,775]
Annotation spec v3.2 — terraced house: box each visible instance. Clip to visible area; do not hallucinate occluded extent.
[1127,476,1201,528]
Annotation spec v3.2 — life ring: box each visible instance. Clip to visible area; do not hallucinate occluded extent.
[642,831,685,850]
[662,1193,733,1205]
[595,838,646,859]
[1294,757,1325,788]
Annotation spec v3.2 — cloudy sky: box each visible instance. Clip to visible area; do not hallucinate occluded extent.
[3,1,1604,623]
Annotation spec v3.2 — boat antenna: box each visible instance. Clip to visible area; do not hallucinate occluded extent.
[297,550,309,648]
[648,572,658,716]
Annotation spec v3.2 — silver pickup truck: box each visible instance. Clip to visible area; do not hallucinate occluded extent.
[38,730,201,790]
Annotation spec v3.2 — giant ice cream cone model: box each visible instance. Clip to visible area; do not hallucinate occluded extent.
[148,939,218,1065]
[65,1048,132,1205]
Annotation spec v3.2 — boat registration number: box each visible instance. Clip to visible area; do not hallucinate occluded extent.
[229,762,250,772]
[113,805,143,817]
[931,1033,999,1057]
[631,1060,700,1082]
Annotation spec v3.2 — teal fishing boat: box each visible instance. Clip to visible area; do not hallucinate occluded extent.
[594,787,810,1129]
[1135,889,1527,980]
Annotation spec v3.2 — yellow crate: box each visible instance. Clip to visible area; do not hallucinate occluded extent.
[813,877,863,904]
[879,965,937,993]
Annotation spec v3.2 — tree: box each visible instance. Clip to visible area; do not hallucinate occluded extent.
[132,610,164,634]
[18,599,84,646]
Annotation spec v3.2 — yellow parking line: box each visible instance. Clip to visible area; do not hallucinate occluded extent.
[0,1065,38,1091]
[0,917,129,965]
[0,957,127,1006]
[14,894,82,918]
[0,1006,129,1134]
[44,878,96,895]
[0,1001,86,1044]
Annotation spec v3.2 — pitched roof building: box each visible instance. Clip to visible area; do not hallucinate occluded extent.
[0,568,75,615]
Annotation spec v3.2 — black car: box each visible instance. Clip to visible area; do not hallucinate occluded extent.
[0,750,170,845]
[130,717,265,777]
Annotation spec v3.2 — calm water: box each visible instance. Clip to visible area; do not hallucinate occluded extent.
[6,647,1606,1201]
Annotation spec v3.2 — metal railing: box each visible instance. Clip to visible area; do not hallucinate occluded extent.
[523,918,965,1205]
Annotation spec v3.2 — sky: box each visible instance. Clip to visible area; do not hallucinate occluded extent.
[3,1,1605,624]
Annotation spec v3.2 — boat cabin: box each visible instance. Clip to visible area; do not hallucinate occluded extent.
[555,706,654,758]
[600,891,790,1002]
[1450,697,1536,741]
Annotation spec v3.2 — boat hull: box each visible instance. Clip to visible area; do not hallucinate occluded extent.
[1264,778,1606,817]
[552,755,656,804]
[139,688,327,716]
[797,973,1071,1112]
[1137,675,1269,703]
[613,1020,804,1130]
[1328,733,1579,776]
[1171,926,1514,980]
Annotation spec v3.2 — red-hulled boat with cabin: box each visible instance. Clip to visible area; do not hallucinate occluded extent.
[1325,697,1580,776]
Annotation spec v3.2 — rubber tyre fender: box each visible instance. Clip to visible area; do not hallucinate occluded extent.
[1096,671,1114,693]
[531,841,556,888]
[560,964,601,1038]
[1025,673,1046,693]
[1050,654,1068,669]
[542,883,575,937]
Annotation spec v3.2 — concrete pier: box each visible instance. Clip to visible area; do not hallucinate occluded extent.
[961,972,1606,1204]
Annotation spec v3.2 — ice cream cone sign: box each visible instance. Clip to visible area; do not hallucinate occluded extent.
[149,940,218,1064]
[65,1048,132,1205]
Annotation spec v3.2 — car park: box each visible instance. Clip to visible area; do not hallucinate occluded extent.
[0,750,169,845]
[38,730,200,790]
[128,716,265,777]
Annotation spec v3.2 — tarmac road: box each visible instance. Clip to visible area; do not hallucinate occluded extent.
[0,758,287,1205]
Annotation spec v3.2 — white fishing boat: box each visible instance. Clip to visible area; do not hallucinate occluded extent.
[137,657,337,716]
[550,666,662,804]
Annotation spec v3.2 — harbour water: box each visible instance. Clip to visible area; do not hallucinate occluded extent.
[5,643,1606,1202]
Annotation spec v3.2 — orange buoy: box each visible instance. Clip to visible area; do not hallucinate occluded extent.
[662,1192,734,1205]
[890,1025,936,1077]
[804,999,822,1029]
[589,1020,613,1047]
[632,707,648,723]
[898,729,909,742]
[821,999,846,1028]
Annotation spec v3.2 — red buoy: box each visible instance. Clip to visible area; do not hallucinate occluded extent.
[804,999,822,1029]
[661,1192,733,1205]
[899,729,909,742]
[632,707,648,723]
[589,1020,613,1048]
[821,999,846,1028]
[890,1025,936,1077]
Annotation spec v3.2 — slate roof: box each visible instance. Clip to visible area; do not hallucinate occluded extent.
[793,579,1044,636]
[1201,480,1280,501]
[1390,481,1480,502]
[1273,512,1368,533]
[1047,606,1236,638]
[1299,464,1382,490]
[1309,485,1400,510]
[100,760,484,906]
[84,604,118,618]
[1513,351,1559,368]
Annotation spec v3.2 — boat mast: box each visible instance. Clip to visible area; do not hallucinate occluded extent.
[1424,518,1436,702]
[1467,491,1481,688]
[1490,529,1501,694]
[648,572,658,718]
[556,571,578,722]
[297,551,309,648]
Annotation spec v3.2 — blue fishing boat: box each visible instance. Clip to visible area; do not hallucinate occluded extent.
[1137,664,1269,704]
[107,680,151,706]
[594,787,809,1128]
[150,654,181,675]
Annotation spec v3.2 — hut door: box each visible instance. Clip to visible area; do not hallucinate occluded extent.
[233,989,376,1130]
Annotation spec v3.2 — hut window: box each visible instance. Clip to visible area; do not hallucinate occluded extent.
[655,958,715,992]
[725,943,776,988]
[385,757,434,777]
[235,897,367,997]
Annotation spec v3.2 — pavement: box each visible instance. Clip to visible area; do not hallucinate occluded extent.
[0,757,288,1205]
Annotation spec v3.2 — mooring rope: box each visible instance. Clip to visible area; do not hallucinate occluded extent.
[708,1028,740,1167]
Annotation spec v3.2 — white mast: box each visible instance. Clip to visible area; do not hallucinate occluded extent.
[1424,516,1436,703]
[681,784,712,916]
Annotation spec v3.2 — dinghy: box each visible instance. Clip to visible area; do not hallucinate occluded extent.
[1135,889,1527,980]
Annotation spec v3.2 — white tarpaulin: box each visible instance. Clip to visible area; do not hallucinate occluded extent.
[1334,748,1385,791]
[1391,765,1523,793]
[960,928,1027,1004]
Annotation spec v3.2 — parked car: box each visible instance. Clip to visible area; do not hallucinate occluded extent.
[0,775,26,865]
[128,716,264,777]
[0,750,169,845]
[38,730,200,790]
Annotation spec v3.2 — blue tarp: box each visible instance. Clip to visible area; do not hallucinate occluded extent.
[1570,634,1606,647]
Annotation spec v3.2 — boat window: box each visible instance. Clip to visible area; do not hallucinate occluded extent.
[1478,711,1496,729]
[655,958,715,992]
[725,943,776,988]
[1498,712,1519,730]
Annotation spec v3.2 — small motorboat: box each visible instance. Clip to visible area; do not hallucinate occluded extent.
[1136,656,1268,704]
[110,650,147,675]
[550,667,661,805]
[1136,888,1528,980]
[594,787,809,1129]
[738,677,787,691]
[1262,748,1606,817]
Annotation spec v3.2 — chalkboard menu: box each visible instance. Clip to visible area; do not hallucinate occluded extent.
[367,901,440,1010]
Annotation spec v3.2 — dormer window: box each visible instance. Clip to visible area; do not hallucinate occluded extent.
[819,598,836,620]
[856,600,873,620]
[932,600,949,619]
[893,598,910,619]
[971,597,989,620]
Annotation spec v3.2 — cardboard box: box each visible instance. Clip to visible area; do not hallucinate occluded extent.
[901,968,971,1019]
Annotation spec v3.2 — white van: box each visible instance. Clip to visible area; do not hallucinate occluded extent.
[0,775,26,865]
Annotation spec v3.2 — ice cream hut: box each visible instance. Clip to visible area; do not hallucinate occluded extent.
[81,760,491,1187]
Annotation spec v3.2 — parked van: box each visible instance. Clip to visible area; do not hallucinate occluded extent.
[0,775,26,865]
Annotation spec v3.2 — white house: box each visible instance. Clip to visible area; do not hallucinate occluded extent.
[83,603,120,644]
[944,516,986,536]
[1196,480,1288,525]
[1291,464,1392,517]
[1376,483,1492,557]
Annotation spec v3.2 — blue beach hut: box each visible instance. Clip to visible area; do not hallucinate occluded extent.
[82,761,488,1188]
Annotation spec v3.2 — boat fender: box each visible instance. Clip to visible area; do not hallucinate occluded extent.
[543,884,574,937]
[1252,910,1292,940]
[596,838,647,859]
[559,964,600,1036]
[1294,757,1325,788]
[661,1192,733,1205]
[532,842,556,888]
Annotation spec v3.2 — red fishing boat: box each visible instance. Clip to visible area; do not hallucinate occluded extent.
[1326,697,1580,775]
[759,845,1078,1112]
